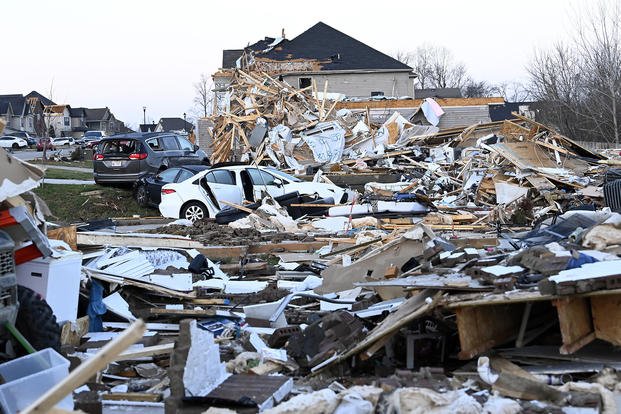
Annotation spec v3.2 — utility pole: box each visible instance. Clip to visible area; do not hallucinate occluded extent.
[143,107,146,126]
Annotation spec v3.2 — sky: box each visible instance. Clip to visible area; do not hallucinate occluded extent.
[2,0,584,129]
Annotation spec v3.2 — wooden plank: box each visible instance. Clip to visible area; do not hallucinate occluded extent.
[114,342,174,361]
[450,237,498,249]
[335,96,505,110]
[248,241,328,254]
[47,225,77,251]
[102,393,162,402]
[22,320,146,414]
[591,293,621,346]
[148,308,216,317]
[77,232,206,249]
[219,199,255,214]
[553,296,595,354]
[456,303,524,359]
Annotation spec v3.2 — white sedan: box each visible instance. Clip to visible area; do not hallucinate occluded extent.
[51,137,75,146]
[159,165,356,221]
[0,136,28,150]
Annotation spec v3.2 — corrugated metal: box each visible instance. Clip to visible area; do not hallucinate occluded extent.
[438,106,491,129]
[604,180,621,212]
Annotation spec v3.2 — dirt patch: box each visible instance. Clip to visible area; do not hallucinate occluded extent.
[148,219,265,245]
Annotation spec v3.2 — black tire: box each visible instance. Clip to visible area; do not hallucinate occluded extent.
[181,201,208,222]
[12,143,18,149]
[135,184,149,207]
[16,286,61,353]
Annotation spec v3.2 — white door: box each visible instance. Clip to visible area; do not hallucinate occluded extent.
[202,170,243,208]
[247,168,285,200]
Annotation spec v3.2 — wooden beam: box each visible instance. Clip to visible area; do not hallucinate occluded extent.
[22,320,146,414]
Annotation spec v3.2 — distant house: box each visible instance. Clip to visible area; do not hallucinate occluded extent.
[155,117,193,133]
[44,104,72,137]
[83,107,122,135]
[69,107,88,138]
[0,93,47,136]
[214,22,415,113]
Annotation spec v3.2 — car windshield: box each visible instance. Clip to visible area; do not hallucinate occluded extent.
[264,167,301,182]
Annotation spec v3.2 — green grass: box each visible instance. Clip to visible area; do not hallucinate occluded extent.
[33,184,155,224]
[43,169,94,181]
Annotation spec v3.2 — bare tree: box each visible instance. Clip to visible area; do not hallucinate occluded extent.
[193,74,213,118]
[527,0,621,144]
[393,50,412,66]
[411,44,469,90]
[495,81,531,102]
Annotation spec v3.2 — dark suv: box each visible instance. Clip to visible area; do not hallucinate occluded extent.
[93,132,209,184]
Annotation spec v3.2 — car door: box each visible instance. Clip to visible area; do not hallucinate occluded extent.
[200,170,243,209]
[160,135,183,166]
[246,168,285,200]
[176,136,200,165]
[148,168,181,205]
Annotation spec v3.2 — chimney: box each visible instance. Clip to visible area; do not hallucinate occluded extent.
[281,28,285,39]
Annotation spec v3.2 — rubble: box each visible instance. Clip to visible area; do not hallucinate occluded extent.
[3,74,621,414]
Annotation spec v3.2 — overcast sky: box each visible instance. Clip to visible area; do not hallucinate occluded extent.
[2,0,583,128]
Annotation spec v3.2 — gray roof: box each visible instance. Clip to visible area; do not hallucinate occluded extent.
[0,101,11,115]
[69,107,87,117]
[0,95,28,115]
[158,117,194,132]
[84,108,110,121]
[25,91,55,106]
[222,49,244,69]
[255,22,412,72]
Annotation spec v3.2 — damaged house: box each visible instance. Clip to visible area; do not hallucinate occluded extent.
[214,21,416,113]
[0,92,47,136]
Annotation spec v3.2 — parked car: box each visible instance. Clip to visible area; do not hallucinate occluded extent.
[0,136,28,150]
[134,165,211,207]
[8,131,36,147]
[51,137,75,146]
[93,132,209,184]
[159,164,356,221]
[82,131,106,148]
[36,137,56,151]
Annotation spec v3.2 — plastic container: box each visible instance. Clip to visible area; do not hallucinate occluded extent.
[16,249,82,323]
[0,348,73,413]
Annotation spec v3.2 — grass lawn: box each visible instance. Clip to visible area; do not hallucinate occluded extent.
[43,168,94,181]
[33,184,155,224]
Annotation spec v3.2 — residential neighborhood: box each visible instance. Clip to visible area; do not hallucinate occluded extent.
[1,1,621,413]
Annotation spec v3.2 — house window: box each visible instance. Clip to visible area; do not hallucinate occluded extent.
[371,91,385,97]
[64,117,70,126]
[299,77,312,89]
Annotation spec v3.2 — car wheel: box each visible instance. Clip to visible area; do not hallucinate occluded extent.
[12,143,18,149]
[135,185,149,207]
[181,202,207,222]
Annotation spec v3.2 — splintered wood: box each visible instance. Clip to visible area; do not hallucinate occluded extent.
[208,70,327,163]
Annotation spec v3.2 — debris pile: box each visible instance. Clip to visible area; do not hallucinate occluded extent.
[3,79,621,414]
